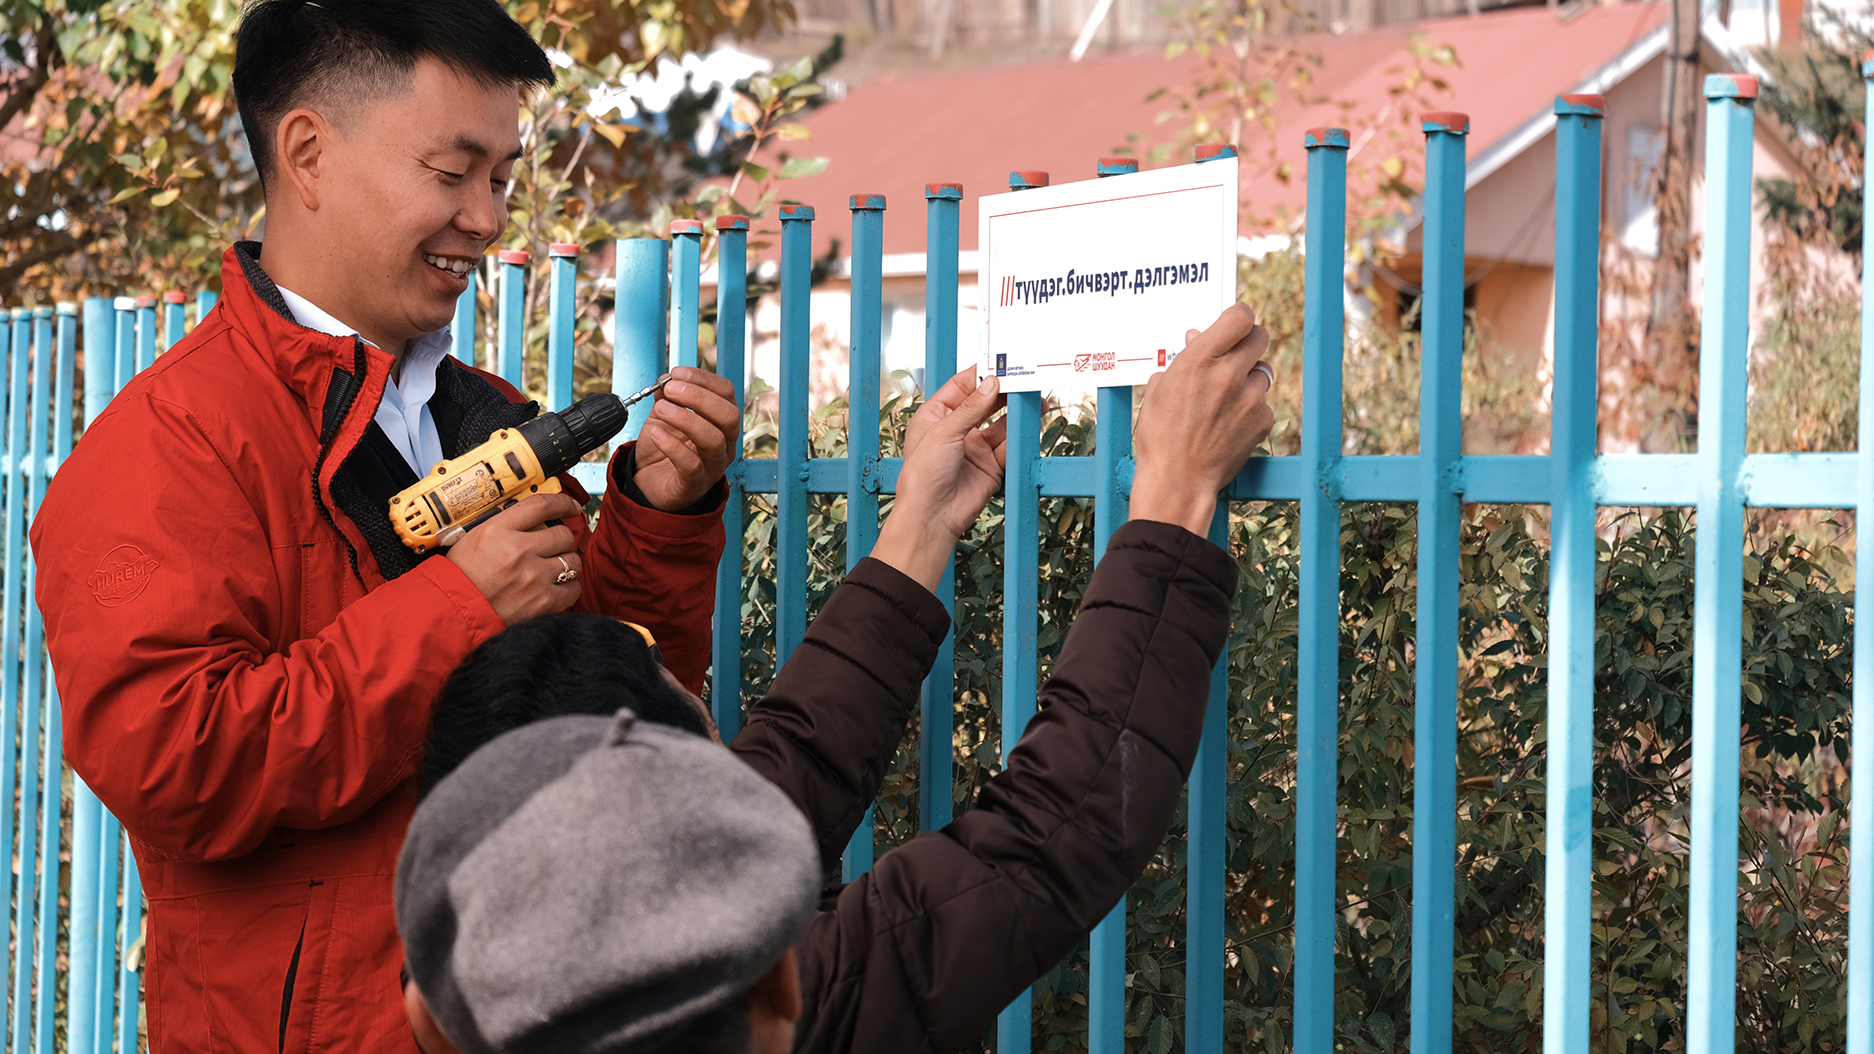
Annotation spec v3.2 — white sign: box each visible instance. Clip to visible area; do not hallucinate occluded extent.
[978,157,1237,392]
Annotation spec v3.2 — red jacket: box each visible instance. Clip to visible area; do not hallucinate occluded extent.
[30,244,726,1053]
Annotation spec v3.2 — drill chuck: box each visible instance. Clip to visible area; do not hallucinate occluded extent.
[518,393,627,478]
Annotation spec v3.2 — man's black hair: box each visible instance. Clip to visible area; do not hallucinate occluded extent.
[417,613,712,799]
[234,0,556,191]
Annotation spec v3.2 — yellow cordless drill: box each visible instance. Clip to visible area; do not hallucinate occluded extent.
[390,384,656,554]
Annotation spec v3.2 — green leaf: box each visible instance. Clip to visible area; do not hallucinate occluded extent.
[776,156,829,180]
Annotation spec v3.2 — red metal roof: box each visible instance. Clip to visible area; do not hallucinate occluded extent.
[755,1,1670,258]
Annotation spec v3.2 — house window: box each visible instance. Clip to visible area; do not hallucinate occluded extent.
[1623,126,1664,256]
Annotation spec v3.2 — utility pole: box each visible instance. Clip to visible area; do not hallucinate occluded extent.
[1646,0,1702,438]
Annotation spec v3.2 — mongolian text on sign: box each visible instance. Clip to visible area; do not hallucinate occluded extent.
[978,157,1238,392]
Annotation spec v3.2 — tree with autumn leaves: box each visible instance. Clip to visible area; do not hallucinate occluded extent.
[0,0,811,301]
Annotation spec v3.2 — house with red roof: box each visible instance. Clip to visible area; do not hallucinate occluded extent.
[714,1,1810,419]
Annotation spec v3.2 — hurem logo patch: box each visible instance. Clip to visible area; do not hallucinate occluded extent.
[88,545,159,607]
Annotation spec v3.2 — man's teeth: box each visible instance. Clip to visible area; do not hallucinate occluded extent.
[423,254,474,276]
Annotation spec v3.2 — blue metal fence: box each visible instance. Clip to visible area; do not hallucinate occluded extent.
[4,69,1870,1053]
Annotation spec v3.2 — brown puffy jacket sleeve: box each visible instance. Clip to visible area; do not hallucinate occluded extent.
[730,557,950,871]
[748,520,1237,1053]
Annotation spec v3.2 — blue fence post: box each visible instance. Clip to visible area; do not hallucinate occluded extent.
[705,231,745,684]
[195,289,218,326]
[26,305,57,1054]
[453,282,477,366]
[1686,73,1758,1054]
[712,216,751,740]
[670,222,704,373]
[6,306,38,1054]
[1545,93,1606,1054]
[44,305,75,1054]
[1411,110,1468,1054]
[81,298,112,427]
[66,302,103,1054]
[997,169,1047,1054]
[777,204,815,665]
[1087,156,1136,1054]
[1852,53,1874,1054]
[614,239,670,446]
[920,181,963,836]
[842,193,887,883]
[498,249,529,391]
[93,814,120,1051]
[112,299,135,394]
[1184,142,1240,1054]
[1088,381,1132,1054]
[1295,126,1349,1054]
[162,291,186,352]
[118,842,141,1054]
[134,296,156,373]
[547,242,580,412]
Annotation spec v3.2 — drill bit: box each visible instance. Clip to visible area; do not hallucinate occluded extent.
[621,376,671,409]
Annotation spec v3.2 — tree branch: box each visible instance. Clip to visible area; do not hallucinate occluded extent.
[0,13,62,134]
[0,229,89,293]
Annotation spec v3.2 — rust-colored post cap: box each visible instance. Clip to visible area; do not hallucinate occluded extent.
[1422,111,1470,134]
[1008,171,1049,190]
[924,182,964,200]
[849,193,886,210]
[135,295,157,308]
[498,249,531,265]
[668,219,705,237]
[1555,94,1606,117]
[1195,143,1238,161]
[1863,49,1874,76]
[778,203,815,220]
[549,241,582,256]
[716,214,751,232]
[1705,73,1759,99]
[1096,157,1138,177]
[164,290,188,303]
[1304,127,1351,148]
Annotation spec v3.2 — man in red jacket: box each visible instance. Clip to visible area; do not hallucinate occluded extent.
[28,1,738,1051]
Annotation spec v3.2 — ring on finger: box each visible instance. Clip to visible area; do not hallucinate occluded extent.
[1251,362,1275,388]
[554,555,579,585]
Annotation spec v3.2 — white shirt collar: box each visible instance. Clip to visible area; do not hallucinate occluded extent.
[274,285,453,376]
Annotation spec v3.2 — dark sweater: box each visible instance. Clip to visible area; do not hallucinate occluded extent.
[728,519,1240,1054]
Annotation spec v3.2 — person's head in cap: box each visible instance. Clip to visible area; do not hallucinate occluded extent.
[396,707,819,1054]
[415,611,719,801]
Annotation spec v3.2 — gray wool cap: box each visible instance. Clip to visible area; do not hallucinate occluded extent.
[395,709,821,1054]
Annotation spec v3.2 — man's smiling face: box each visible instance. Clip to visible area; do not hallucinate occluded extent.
[313,56,521,350]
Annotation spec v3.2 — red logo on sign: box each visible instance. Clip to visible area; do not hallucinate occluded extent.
[1073,354,1091,372]
[88,545,159,607]
[1157,348,1166,366]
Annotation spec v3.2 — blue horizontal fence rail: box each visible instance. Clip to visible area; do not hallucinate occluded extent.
[10,69,1869,1054]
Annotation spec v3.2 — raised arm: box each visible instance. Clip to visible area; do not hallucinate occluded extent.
[732,368,1008,870]
[790,305,1277,1052]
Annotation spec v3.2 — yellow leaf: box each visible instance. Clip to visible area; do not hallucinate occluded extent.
[592,123,627,149]
[1379,156,1405,180]
[150,188,180,207]
[773,123,811,141]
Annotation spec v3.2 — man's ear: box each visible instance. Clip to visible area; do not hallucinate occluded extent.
[748,948,802,1054]
[275,107,333,213]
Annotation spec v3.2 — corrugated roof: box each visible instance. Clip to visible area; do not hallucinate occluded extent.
[751,1,1671,258]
